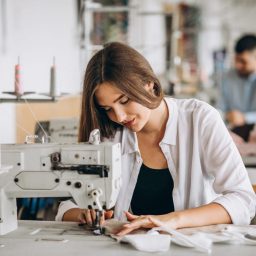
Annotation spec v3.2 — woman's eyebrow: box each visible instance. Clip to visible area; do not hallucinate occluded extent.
[98,94,125,107]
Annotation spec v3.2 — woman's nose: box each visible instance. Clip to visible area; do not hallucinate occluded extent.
[115,109,127,123]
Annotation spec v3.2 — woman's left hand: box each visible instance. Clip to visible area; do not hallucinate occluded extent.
[116,211,179,236]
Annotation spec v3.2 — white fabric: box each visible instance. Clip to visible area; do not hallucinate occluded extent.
[120,225,256,253]
[105,220,256,253]
[152,226,212,253]
[104,220,211,253]
[102,219,171,253]
[120,234,171,252]
[56,97,256,224]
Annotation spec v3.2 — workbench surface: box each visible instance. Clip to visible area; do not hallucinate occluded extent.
[0,221,255,256]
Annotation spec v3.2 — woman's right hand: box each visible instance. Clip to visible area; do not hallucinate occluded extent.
[78,209,114,226]
[63,208,113,226]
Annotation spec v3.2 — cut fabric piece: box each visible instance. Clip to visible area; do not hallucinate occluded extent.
[103,219,146,240]
[120,234,171,252]
[103,220,256,253]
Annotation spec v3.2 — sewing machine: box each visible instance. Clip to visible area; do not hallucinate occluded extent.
[0,135,122,235]
[34,117,79,143]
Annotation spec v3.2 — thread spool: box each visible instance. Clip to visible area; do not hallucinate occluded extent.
[50,57,56,98]
[14,57,23,96]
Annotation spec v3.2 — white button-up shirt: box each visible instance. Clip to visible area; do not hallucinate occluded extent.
[56,98,256,225]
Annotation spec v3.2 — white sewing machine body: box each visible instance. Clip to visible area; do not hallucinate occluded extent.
[0,142,122,235]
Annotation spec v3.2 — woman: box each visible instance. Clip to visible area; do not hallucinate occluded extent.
[56,42,256,236]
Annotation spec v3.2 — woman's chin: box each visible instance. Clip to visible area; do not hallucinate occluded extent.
[128,124,144,133]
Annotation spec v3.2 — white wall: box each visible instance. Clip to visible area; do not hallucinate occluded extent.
[0,0,81,143]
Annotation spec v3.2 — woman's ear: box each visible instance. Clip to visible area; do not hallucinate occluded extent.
[144,82,155,93]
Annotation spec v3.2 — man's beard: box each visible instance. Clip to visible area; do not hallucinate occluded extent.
[237,70,254,78]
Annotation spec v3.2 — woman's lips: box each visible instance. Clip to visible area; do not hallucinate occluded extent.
[123,118,135,127]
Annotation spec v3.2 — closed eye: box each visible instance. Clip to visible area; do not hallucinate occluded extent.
[120,96,129,104]
[102,107,111,112]
[99,95,129,112]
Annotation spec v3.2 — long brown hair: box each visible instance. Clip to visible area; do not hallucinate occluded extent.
[79,42,164,142]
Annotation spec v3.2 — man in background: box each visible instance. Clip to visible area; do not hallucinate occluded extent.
[218,34,256,131]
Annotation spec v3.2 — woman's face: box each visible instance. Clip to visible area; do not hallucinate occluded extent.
[95,82,152,132]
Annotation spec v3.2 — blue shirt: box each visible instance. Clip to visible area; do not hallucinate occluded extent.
[218,69,256,123]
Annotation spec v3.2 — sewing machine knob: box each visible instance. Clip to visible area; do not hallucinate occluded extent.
[74,182,82,188]
[51,152,61,163]
[14,178,19,183]
[66,181,71,186]
[55,178,60,183]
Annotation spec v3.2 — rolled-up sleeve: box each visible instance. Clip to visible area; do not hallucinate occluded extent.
[201,105,256,225]
[55,200,79,221]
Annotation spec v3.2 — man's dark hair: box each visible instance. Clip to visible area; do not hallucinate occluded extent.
[235,34,256,53]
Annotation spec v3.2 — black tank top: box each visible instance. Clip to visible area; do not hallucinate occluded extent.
[130,163,175,215]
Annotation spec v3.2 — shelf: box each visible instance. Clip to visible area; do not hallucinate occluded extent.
[139,11,173,16]
[85,6,133,13]
[0,93,59,103]
[0,91,72,103]
[0,97,57,103]
[80,44,103,50]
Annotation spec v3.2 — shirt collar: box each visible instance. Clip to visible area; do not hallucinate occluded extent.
[248,72,256,82]
[121,127,139,154]
[160,97,178,146]
[121,97,178,154]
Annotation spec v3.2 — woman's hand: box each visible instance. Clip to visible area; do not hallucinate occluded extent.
[78,209,114,226]
[63,208,113,226]
[226,110,245,127]
[115,203,232,236]
[116,211,180,236]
